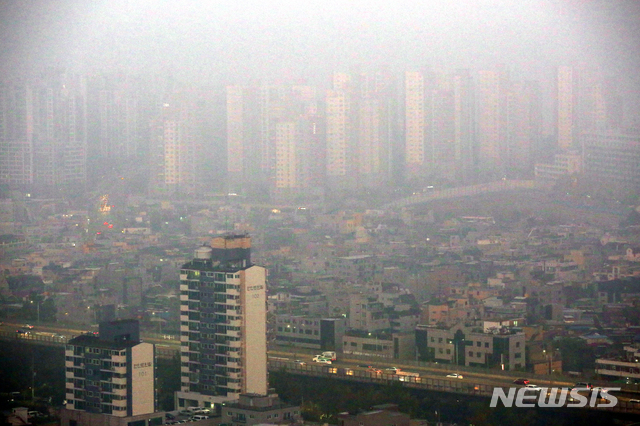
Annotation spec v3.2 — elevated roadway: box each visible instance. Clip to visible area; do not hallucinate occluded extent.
[2,322,639,415]
[382,180,547,210]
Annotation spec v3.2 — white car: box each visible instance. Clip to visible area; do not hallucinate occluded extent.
[525,384,542,391]
[312,356,331,364]
[446,373,464,379]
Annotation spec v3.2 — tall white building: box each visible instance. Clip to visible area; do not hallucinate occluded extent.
[176,234,267,410]
[404,71,425,176]
[556,65,575,150]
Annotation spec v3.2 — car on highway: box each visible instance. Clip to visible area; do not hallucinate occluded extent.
[446,373,464,379]
[384,367,401,373]
[524,384,542,391]
[292,359,306,366]
[312,356,331,364]
[367,367,382,374]
[513,378,530,385]
[573,382,593,390]
[23,324,34,329]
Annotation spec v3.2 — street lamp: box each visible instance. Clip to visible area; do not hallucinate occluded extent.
[30,300,40,324]
[368,332,379,356]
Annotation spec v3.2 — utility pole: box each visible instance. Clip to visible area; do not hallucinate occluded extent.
[31,353,35,400]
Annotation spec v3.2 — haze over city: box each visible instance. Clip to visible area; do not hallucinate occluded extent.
[1,1,640,426]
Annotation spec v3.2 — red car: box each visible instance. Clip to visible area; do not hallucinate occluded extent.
[513,378,530,385]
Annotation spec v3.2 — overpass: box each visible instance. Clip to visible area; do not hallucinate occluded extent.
[382,180,548,209]
[3,326,640,415]
[268,358,640,416]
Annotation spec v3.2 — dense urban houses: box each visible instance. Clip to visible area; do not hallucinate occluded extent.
[176,234,268,409]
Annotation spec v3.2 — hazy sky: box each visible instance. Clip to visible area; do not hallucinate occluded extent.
[1,0,639,85]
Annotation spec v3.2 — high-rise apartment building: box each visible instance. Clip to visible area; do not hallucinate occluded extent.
[353,71,395,186]
[556,65,575,150]
[425,72,456,179]
[176,234,267,410]
[476,68,509,176]
[325,74,353,185]
[557,65,612,152]
[274,120,313,195]
[582,130,640,190]
[1,73,87,189]
[149,93,199,196]
[404,71,425,176]
[61,319,162,426]
[506,80,542,177]
[0,82,33,186]
[452,69,476,182]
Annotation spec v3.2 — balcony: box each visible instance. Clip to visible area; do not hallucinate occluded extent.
[595,359,640,379]
[111,377,126,386]
[111,399,127,407]
[227,382,242,390]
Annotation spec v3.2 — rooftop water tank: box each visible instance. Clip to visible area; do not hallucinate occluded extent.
[194,246,212,260]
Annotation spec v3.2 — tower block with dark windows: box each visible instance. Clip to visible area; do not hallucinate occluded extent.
[176,234,268,410]
[61,319,163,426]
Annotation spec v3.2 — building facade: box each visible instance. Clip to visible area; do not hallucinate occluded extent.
[176,234,268,409]
[274,315,346,350]
[220,393,302,426]
[61,320,161,426]
[415,324,526,370]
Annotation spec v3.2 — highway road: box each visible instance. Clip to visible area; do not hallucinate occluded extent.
[2,321,640,410]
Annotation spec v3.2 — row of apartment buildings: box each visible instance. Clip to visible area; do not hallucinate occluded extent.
[2,64,637,196]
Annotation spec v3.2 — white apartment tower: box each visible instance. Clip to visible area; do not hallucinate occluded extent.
[176,234,267,409]
[404,71,425,176]
[556,65,575,150]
